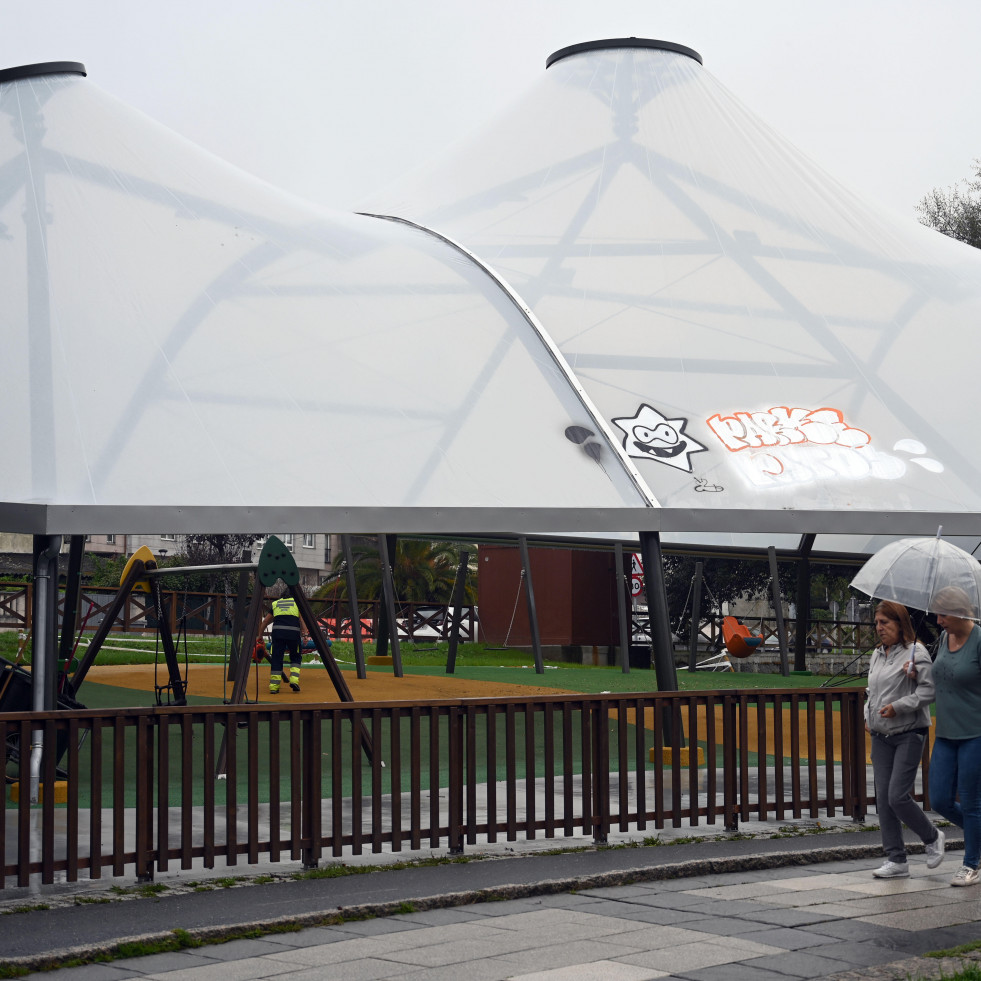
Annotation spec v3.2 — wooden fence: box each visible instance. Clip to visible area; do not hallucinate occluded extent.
[0,687,892,888]
[0,584,478,644]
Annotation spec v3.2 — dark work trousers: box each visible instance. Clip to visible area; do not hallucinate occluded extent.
[270,629,301,675]
[871,729,937,864]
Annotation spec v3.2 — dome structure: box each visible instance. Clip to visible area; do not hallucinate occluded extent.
[365,38,981,545]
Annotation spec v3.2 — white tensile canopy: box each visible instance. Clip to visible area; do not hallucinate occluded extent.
[364,38,981,549]
[0,63,653,537]
[4,44,981,555]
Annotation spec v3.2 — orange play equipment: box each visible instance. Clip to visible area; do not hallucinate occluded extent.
[721,615,763,659]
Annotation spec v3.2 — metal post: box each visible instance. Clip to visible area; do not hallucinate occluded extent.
[518,537,544,674]
[795,534,815,672]
[342,535,366,679]
[227,548,253,681]
[445,550,470,674]
[30,535,62,802]
[768,546,791,677]
[614,544,630,673]
[639,532,679,749]
[31,536,61,713]
[688,560,704,672]
[225,584,265,706]
[377,534,403,677]
[288,585,374,760]
[375,600,389,657]
[216,583,266,777]
[57,535,85,673]
[68,558,150,695]
[638,532,678,692]
[151,579,187,704]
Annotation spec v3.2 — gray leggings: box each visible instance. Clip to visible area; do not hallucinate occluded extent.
[871,729,937,863]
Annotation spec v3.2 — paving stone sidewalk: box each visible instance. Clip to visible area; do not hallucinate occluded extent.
[7,843,981,980]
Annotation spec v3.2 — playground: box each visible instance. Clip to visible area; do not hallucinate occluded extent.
[83,659,565,705]
[74,657,881,771]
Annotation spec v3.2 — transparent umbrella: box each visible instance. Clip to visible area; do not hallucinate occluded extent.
[851,530,981,621]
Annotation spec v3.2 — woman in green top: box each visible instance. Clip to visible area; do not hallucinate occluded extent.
[927,585,981,887]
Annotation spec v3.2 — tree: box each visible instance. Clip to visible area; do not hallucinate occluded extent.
[663,554,861,642]
[663,554,793,639]
[86,552,130,588]
[315,538,477,605]
[182,534,259,567]
[916,161,981,249]
[178,534,260,593]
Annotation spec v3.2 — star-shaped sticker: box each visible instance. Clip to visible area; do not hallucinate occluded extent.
[612,403,707,472]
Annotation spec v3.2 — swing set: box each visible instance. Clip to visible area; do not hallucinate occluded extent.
[675,572,765,672]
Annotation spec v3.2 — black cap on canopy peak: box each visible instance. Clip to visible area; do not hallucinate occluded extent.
[0,62,87,84]
[546,38,702,69]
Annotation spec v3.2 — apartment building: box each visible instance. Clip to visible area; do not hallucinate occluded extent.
[0,534,336,591]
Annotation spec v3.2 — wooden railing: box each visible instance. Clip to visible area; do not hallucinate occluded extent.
[1,687,886,888]
[686,615,876,654]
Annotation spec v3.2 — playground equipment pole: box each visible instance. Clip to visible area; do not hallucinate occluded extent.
[341,535,367,679]
[518,537,545,674]
[688,560,704,673]
[768,546,791,677]
[445,549,470,674]
[795,534,816,672]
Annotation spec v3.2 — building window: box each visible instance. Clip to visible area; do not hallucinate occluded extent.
[324,540,331,566]
[106,534,116,545]
[160,534,176,542]
[303,534,315,549]
[283,534,294,551]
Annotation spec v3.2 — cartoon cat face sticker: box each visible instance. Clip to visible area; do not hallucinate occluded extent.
[612,404,706,472]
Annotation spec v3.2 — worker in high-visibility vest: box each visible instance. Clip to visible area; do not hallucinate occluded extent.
[258,587,303,694]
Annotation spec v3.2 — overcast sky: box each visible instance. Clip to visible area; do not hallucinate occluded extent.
[3,0,980,219]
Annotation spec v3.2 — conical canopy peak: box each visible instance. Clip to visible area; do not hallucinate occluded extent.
[0,62,86,84]
[546,38,702,69]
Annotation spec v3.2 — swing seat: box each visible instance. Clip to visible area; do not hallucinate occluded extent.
[722,616,763,659]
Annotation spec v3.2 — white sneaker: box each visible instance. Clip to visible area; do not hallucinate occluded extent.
[951,865,980,887]
[925,829,946,869]
[872,860,909,878]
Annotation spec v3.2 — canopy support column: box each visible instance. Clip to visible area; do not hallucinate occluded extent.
[30,535,61,802]
[639,532,678,693]
[615,543,630,673]
[640,532,680,749]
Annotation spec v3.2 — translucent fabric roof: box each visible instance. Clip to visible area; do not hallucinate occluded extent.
[365,38,981,542]
[0,65,654,536]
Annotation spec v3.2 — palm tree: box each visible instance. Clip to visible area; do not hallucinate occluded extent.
[315,538,477,605]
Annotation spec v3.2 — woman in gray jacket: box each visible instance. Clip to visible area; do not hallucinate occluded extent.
[865,600,945,878]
